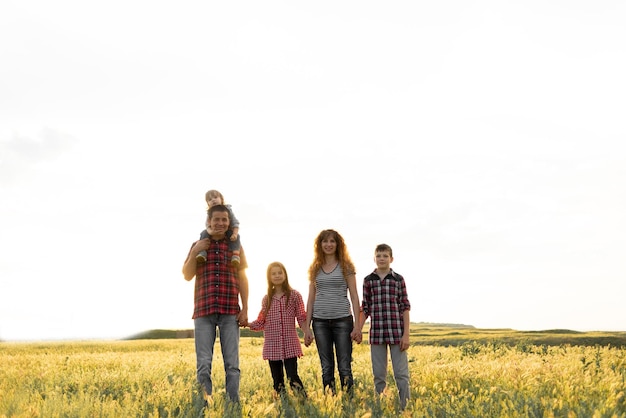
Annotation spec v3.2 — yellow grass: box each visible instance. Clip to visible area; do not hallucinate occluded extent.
[1,334,625,417]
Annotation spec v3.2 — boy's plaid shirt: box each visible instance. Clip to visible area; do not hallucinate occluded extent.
[362,269,411,345]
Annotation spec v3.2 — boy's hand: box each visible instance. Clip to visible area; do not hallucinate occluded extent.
[350,329,362,344]
[400,333,410,351]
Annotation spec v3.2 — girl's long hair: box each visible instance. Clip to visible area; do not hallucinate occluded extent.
[265,261,292,315]
[307,229,355,282]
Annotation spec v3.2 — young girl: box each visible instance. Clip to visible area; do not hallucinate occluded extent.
[249,262,307,397]
[195,189,242,266]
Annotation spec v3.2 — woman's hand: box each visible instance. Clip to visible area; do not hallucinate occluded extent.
[350,328,362,344]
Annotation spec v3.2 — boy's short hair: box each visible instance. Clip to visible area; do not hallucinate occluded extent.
[375,243,393,257]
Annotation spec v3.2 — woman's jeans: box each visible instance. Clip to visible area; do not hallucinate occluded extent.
[194,314,240,402]
[312,316,354,392]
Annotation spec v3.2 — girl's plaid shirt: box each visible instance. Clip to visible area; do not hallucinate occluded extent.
[249,289,307,361]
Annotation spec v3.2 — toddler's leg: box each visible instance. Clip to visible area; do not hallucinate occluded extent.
[196,229,209,263]
[227,231,241,266]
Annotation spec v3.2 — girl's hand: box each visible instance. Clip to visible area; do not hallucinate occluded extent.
[303,329,314,347]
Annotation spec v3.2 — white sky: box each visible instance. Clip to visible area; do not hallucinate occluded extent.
[1,1,625,341]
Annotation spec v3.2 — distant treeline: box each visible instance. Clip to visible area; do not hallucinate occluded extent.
[124,323,468,341]
[124,324,626,347]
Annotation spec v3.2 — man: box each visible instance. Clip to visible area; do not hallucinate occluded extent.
[182,204,249,404]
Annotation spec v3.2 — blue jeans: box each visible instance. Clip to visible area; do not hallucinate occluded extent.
[194,314,240,402]
[312,316,354,392]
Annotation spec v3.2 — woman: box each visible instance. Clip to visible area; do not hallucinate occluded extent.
[303,229,362,393]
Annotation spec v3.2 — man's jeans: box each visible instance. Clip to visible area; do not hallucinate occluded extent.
[194,314,240,402]
[312,316,354,392]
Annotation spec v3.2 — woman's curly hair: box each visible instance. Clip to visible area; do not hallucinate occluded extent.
[307,229,355,282]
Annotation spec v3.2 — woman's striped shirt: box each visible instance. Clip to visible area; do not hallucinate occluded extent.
[312,264,352,320]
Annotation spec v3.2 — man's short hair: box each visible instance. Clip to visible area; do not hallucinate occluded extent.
[208,204,230,220]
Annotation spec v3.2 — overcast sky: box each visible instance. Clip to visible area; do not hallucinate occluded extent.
[1,1,625,341]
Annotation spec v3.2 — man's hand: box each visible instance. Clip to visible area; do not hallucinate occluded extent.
[192,239,210,255]
[237,309,248,327]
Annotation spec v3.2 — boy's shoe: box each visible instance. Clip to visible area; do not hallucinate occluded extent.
[196,251,207,264]
[202,389,213,410]
[231,255,240,266]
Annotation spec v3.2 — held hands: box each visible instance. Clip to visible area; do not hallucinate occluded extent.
[303,329,314,347]
[230,232,238,241]
[237,310,248,327]
[351,328,363,344]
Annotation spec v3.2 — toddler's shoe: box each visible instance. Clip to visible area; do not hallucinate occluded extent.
[231,255,240,266]
[196,251,207,264]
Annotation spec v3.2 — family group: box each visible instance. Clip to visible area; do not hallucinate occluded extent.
[182,190,412,411]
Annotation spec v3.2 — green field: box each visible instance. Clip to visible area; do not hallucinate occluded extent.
[2,325,625,417]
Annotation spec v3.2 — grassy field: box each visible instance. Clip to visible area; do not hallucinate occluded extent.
[2,325,626,417]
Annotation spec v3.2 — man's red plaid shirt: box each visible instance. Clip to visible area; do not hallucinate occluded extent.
[190,238,247,319]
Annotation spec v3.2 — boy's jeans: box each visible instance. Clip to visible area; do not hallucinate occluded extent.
[371,343,410,409]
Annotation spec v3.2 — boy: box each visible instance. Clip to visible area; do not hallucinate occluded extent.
[359,243,411,410]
